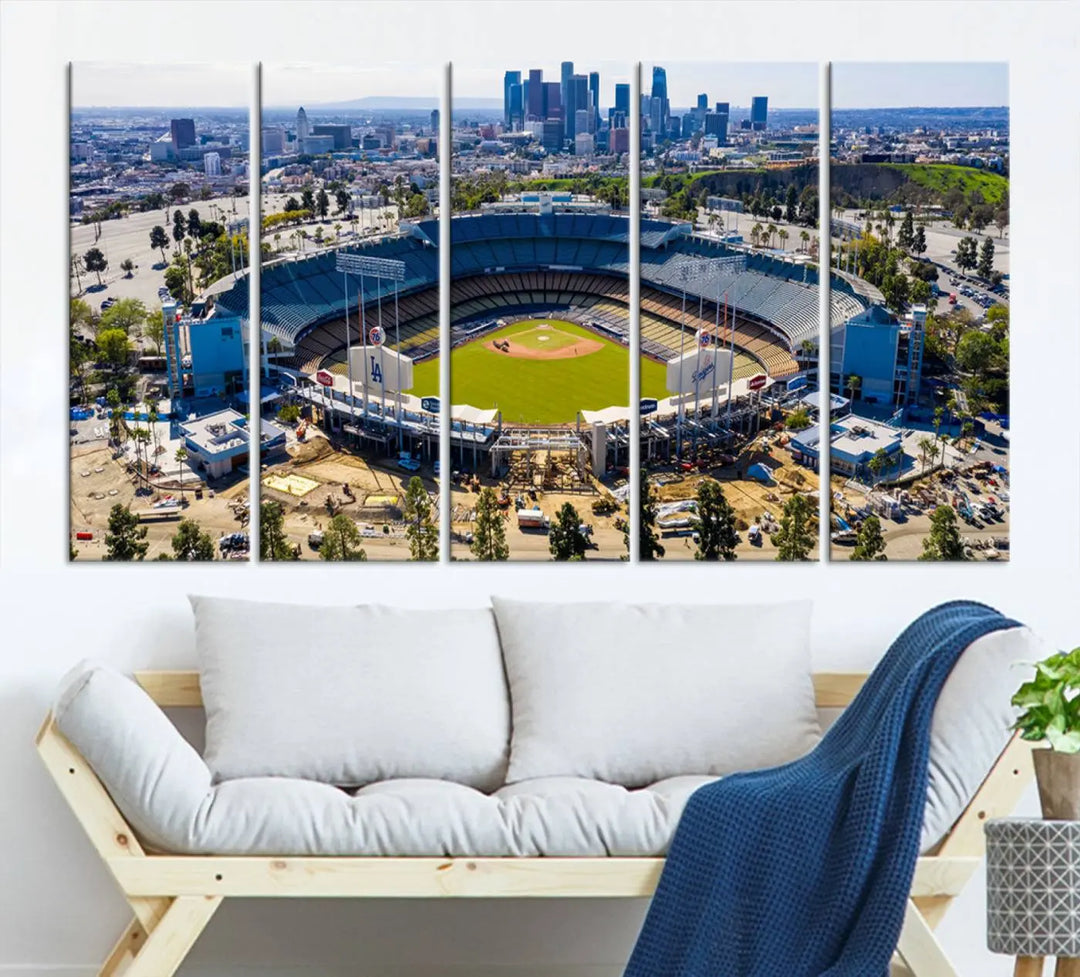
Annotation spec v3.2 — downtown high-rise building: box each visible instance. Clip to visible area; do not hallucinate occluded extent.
[614,83,630,116]
[169,118,195,157]
[560,61,573,128]
[527,69,544,121]
[295,106,310,152]
[589,71,600,131]
[706,101,729,144]
[566,73,588,140]
[751,96,768,131]
[504,70,521,129]
[650,66,670,134]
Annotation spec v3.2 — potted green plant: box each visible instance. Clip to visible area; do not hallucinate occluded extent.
[1011,647,1080,819]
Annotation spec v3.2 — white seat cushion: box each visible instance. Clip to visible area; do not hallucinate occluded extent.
[53,623,1043,859]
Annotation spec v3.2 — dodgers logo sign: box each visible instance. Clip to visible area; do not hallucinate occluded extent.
[369,357,384,384]
[369,325,385,347]
[691,362,715,385]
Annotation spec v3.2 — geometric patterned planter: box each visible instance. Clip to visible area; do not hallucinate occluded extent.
[987,818,1080,957]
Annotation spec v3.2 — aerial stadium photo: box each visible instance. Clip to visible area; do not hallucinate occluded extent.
[828,63,1010,562]
[236,62,442,561]
[636,62,826,562]
[68,63,253,561]
[447,61,634,562]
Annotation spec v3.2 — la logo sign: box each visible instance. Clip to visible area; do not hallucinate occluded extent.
[370,357,384,384]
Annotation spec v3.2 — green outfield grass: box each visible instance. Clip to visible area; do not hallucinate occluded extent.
[410,318,669,425]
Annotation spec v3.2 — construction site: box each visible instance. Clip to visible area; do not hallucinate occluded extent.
[259,430,439,561]
[645,422,820,561]
[449,443,628,562]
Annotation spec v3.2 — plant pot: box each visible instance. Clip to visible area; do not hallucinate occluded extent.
[1032,748,1080,820]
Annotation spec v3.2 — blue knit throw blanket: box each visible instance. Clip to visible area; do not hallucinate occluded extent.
[624,600,1020,977]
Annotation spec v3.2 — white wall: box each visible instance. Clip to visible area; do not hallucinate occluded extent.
[2,2,1079,975]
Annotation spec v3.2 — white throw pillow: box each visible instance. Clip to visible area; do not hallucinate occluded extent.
[191,596,511,791]
[491,597,820,787]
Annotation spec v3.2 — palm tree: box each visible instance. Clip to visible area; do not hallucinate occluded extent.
[778,229,789,251]
[766,223,778,248]
[175,445,188,499]
[750,223,763,248]
[845,374,862,401]
[800,229,810,252]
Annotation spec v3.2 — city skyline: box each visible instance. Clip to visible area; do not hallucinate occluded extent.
[454,62,631,107]
[262,62,440,109]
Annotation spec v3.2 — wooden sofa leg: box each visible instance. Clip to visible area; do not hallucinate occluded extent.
[896,899,959,977]
[106,896,222,977]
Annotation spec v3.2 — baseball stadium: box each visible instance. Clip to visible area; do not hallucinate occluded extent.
[210,208,869,556]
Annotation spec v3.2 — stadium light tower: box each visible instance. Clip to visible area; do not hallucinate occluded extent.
[335,252,407,448]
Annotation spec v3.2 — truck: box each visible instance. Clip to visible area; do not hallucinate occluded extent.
[516,508,549,531]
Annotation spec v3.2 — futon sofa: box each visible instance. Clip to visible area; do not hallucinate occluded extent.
[39,597,1043,977]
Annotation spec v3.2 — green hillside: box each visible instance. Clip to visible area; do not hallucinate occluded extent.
[890,163,1008,205]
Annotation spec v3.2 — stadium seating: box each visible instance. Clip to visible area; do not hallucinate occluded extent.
[225,214,859,381]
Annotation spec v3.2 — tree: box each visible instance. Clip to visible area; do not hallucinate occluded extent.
[403,476,438,561]
[977,236,995,279]
[277,403,301,424]
[260,501,297,560]
[785,407,811,430]
[912,224,927,257]
[773,493,815,562]
[84,247,107,287]
[284,196,300,213]
[549,501,586,561]
[175,445,188,500]
[954,236,978,273]
[187,208,202,238]
[917,435,939,473]
[169,182,191,203]
[96,328,131,374]
[145,310,165,356]
[171,519,216,561]
[639,468,665,561]
[845,374,862,401]
[868,448,888,481]
[104,504,148,561]
[120,258,135,277]
[316,188,330,219]
[300,187,315,213]
[784,184,798,223]
[897,210,915,251]
[694,480,738,561]
[471,487,510,561]
[850,514,887,561]
[335,188,351,215]
[919,505,967,561]
[98,297,148,336]
[956,330,1000,375]
[320,514,368,561]
[172,210,186,247]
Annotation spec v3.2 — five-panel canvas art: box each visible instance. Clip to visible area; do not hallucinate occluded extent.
[69,62,1010,563]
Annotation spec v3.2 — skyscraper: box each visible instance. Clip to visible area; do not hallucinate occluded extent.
[615,83,630,116]
[169,118,195,157]
[203,152,221,177]
[508,83,522,129]
[705,103,729,144]
[527,69,544,121]
[751,96,768,131]
[650,67,669,134]
[543,82,563,144]
[697,93,708,110]
[430,108,440,134]
[589,71,600,131]
[560,61,573,129]
[504,70,521,129]
[296,107,310,152]
[567,74,588,140]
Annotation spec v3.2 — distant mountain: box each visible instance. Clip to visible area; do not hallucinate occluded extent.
[272,96,440,111]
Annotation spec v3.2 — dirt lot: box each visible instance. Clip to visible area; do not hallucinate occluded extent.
[650,435,820,561]
[261,436,440,561]
[70,443,250,561]
[450,466,627,562]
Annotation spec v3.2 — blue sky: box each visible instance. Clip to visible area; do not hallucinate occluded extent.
[832,62,1008,108]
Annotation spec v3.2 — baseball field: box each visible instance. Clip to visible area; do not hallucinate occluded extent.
[411,318,670,425]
